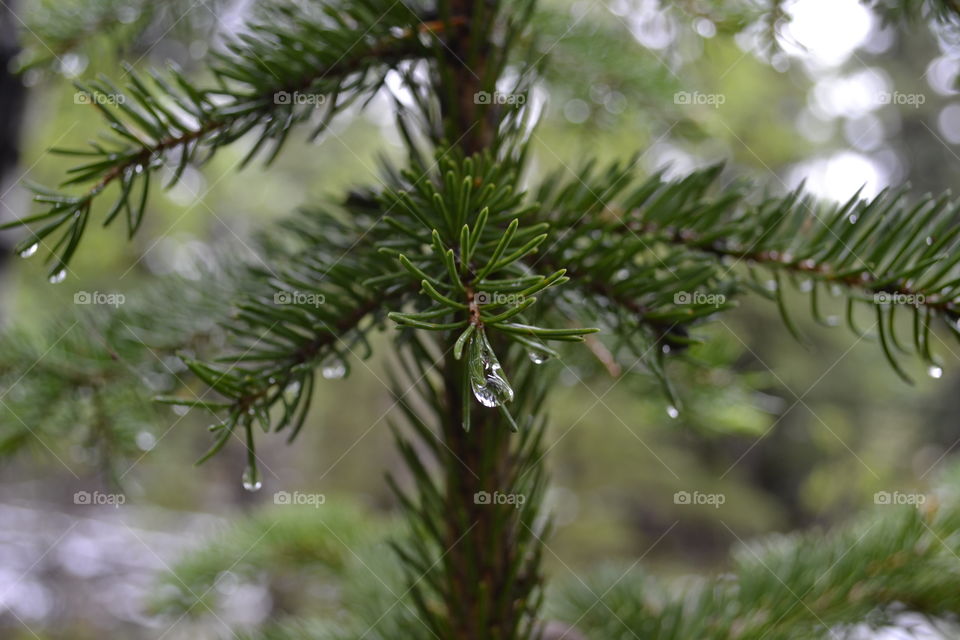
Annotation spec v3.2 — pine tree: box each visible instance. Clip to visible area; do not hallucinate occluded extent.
[5,0,960,638]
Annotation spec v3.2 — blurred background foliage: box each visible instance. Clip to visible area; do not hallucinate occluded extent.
[3,0,960,637]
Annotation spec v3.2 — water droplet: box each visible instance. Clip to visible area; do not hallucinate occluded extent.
[765,280,778,292]
[928,365,943,379]
[322,362,346,379]
[19,243,38,258]
[469,330,514,408]
[848,214,858,224]
[798,280,813,293]
[136,431,156,451]
[666,405,679,419]
[527,349,549,365]
[926,236,935,246]
[661,344,671,354]
[242,465,262,492]
[48,269,67,284]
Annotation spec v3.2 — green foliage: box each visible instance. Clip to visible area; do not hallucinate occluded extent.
[554,476,960,639]
[536,162,960,398]
[151,500,422,638]
[0,268,235,478]
[3,0,434,280]
[155,468,960,640]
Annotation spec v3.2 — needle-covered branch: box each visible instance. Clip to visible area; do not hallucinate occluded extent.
[557,469,960,639]
[534,162,960,388]
[2,0,441,279]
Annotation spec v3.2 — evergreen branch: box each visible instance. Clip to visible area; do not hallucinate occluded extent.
[381,151,594,422]
[162,200,411,475]
[535,162,960,385]
[0,266,236,478]
[4,0,444,278]
[557,479,960,639]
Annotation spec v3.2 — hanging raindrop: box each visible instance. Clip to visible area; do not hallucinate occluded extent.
[49,269,67,284]
[666,405,679,419]
[469,329,514,407]
[526,347,550,365]
[242,464,262,492]
[928,365,944,379]
[322,361,346,379]
[19,243,38,258]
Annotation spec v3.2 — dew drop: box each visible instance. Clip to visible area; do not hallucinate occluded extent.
[666,405,679,419]
[848,214,858,224]
[48,269,67,284]
[322,362,346,379]
[136,431,156,451]
[928,365,944,379]
[527,349,549,365]
[798,280,813,293]
[469,329,514,408]
[19,243,38,258]
[242,465,262,492]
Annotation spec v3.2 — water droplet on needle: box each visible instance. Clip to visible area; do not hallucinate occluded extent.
[469,329,514,407]
[242,465,262,492]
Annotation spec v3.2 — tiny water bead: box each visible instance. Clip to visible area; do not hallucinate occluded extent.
[526,347,550,365]
[666,405,680,419]
[928,365,944,379]
[321,362,346,379]
[242,464,262,492]
[469,329,514,408]
[19,243,38,258]
[49,269,67,284]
